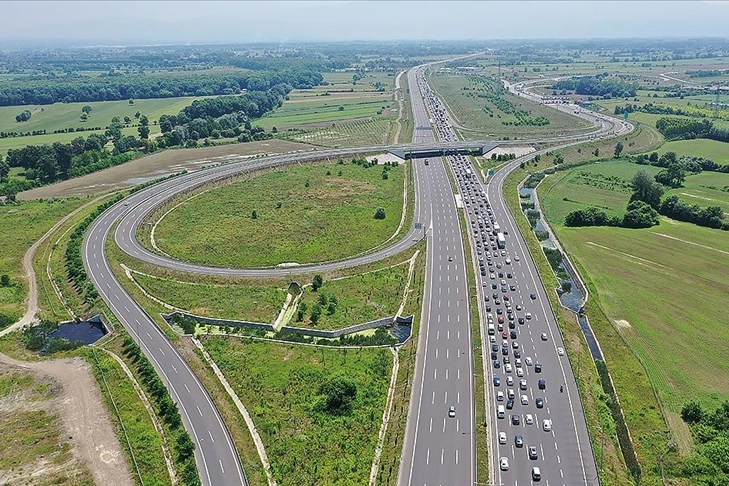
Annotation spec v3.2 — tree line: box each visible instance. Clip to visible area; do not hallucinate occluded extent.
[680,400,729,483]
[551,75,638,98]
[0,69,321,106]
[655,117,729,143]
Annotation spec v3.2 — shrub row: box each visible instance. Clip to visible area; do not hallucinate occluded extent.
[121,336,200,486]
[596,360,642,483]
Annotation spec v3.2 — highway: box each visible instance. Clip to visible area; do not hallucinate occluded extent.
[81,58,631,486]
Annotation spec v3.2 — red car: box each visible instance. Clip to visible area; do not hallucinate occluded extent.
[504,294,510,301]
[498,316,505,324]
[502,330,509,339]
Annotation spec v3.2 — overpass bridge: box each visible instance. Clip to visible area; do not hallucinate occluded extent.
[389,143,497,160]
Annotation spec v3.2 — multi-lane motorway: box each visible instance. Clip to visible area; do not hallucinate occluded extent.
[82,59,631,486]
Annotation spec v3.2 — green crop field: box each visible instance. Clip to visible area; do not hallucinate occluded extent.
[201,337,392,485]
[0,198,86,329]
[260,96,392,128]
[427,71,593,139]
[658,139,729,165]
[540,160,729,414]
[284,117,396,147]
[148,160,406,267]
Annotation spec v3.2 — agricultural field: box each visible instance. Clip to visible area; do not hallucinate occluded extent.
[427,71,593,139]
[0,198,87,329]
[148,159,406,267]
[201,337,392,485]
[0,97,213,155]
[657,138,729,165]
[284,117,396,147]
[259,71,397,130]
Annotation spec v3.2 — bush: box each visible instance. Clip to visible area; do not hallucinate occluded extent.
[374,207,386,219]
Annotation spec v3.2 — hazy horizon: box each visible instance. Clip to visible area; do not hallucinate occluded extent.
[2,1,727,47]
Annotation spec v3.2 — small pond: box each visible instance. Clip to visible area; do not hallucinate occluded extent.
[49,315,107,345]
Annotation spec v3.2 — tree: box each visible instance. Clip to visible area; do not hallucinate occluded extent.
[311,274,323,291]
[374,207,386,219]
[0,274,10,286]
[649,151,659,163]
[80,113,89,122]
[128,98,135,105]
[251,210,258,219]
[310,303,322,324]
[554,153,564,164]
[593,148,600,157]
[622,200,659,228]
[15,110,32,122]
[681,401,705,424]
[614,141,624,158]
[123,116,131,124]
[0,158,9,181]
[318,377,357,415]
[533,154,541,163]
[630,170,664,209]
[134,111,141,119]
[138,125,150,139]
[655,162,686,188]
[81,105,92,115]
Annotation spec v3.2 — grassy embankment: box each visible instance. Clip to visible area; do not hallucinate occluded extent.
[146,159,406,268]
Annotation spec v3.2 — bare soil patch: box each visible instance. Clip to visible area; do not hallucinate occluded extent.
[0,354,133,486]
[19,139,315,200]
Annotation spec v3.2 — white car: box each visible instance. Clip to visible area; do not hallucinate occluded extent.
[449,406,456,418]
[514,255,520,261]
[489,335,496,343]
[490,273,496,279]
[516,304,523,311]
[557,347,565,356]
[541,333,548,341]
[499,432,507,445]
[516,367,524,377]
[525,414,534,425]
[519,379,528,390]
[515,359,522,368]
[500,457,510,471]
[504,363,513,373]
[507,388,515,400]
[521,394,529,405]
[497,391,504,401]
[525,357,533,366]
[543,419,553,432]
[506,376,514,387]
[505,258,511,265]
[525,312,532,320]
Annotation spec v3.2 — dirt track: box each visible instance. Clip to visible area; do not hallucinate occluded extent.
[0,354,133,486]
[19,139,316,200]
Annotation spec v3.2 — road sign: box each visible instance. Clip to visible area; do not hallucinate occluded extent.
[488,170,495,176]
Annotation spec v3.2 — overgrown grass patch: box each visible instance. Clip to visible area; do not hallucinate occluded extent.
[148,159,406,267]
[200,337,392,485]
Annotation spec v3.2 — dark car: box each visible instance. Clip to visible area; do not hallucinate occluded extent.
[536,398,544,409]
[493,360,501,369]
[529,446,539,460]
[513,349,521,358]
[492,343,499,352]
[486,305,492,312]
[511,414,520,426]
[515,435,524,447]
[538,379,546,390]
[503,356,510,364]
[530,293,537,300]
[491,351,498,360]
[510,330,517,339]
[518,317,525,325]
[535,363,542,373]
[506,398,514,410]
[502,347,509,356]
[493,376,501,387]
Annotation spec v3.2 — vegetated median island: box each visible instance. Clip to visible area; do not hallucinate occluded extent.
[148,157,405,267]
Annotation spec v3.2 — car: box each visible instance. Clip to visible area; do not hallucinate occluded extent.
[497,391,504,401]
[506,376,514,386]
[557,347,565,356]
[486,305,492,312]
[503,294,510,301]
[504,363,512,373]
[496,308,503,315]
[521,394,529,405]
[526,312,533,320]
[519,379,528,390]
[501,250,507,256]
[510,330,517,339]
[515,358,522,368]
[492,343,499,352]
[538,379,546,390]
[513,349,521,359]
[541,333,548,341]
[543,419,552,432]
[532,466,541,481]
[516,367,524,377]
[499,431,507,445]
[498,316,505,324]
[491,351,498,360]
[489,335,496,343]
[518,317,525,325]
[448,406,456,418]
[448,256,453,262]
[490,273,496,280]
[512,341,520,349]
[510,284,517,291]
[503,356,510,364]
[507,272,513,278]
[525,414,534,425]
[525,357,533,366]
[534,362,542,373]
[496,263,502,269]
[498,273,504,279]
[505,258,512,264]
[516,304,523,311]
[530,293,537,300]
[506,398,515,410]
[536,397,544,409]
[511,414,520,425]
[493,377,501,387]
[500,457,509,471]
[493,360,500,369]
[528,445,538,460]
[484,295,490,302]
[502,347,509,356]
[515,435,524,448]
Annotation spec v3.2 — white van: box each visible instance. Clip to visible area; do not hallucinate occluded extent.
[488,324,495,335]
[497,405,505,419]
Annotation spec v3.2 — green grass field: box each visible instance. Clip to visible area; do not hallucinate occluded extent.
[284,117,396,147]
[539,159,729,226]
[0,198,87,328]
[658,139,729,165]
[201,337,392,485]
[148,160,406,267]
[261,97,392,128]
[540,160,729,414]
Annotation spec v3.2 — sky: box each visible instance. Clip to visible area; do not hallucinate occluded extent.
[1,1,728,45]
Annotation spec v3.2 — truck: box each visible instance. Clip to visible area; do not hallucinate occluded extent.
[492,223,501,236]
[497,232,506,249]
[465,168,472,179]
